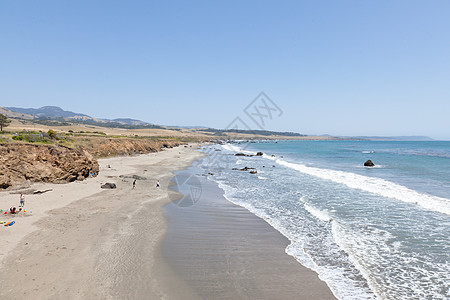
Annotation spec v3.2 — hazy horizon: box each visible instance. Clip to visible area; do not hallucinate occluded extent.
[1,1,449,140]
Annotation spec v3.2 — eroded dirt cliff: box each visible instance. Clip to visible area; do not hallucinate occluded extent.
[0,138,184,189]
[0,144,99,189]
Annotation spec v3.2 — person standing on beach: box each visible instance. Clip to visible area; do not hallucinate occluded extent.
[132,179,136,189]
[156,180,160,188]
[19,193,25,208]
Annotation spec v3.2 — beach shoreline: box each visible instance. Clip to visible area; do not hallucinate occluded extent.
[0,145,204,298]
[163,165,336,299]
[0,144,336,299]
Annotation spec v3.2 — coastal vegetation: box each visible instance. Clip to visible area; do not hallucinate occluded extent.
[0,114,11,131]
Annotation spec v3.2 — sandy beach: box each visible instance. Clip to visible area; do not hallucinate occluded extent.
[0,145,335,299]
[0,145,202,299]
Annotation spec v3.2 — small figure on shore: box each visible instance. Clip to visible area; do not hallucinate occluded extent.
[132,179,136,189]
[156,180,160,188]
[9,207,21,214]
[19,193,25,208]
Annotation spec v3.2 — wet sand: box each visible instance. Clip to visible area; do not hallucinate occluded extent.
[163,167,336,299]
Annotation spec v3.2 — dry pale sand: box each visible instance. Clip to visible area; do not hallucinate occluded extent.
[0,145,203,299]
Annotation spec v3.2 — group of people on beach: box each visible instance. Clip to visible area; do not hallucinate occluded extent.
[9,193,25,214]
[132,180,160,189]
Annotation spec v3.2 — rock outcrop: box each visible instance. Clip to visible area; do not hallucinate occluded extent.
[364,160,375,167]
[239,167,256,171]
[101,183,116,189]
[0,144,99,189]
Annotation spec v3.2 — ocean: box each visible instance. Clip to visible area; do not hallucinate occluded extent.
[196,140,450,300]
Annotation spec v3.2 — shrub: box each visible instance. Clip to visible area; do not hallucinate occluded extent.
[47,129,57,139]
[12,135,23,141]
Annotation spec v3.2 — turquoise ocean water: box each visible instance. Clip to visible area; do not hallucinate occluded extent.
[198,140,450,300]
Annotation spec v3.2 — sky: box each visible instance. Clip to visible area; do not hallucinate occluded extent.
[1,1,449,139]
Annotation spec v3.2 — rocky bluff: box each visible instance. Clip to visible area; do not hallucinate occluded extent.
[0,144,99,189]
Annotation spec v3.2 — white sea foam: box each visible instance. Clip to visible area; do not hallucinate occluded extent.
[207,145,450,299]
[331,220,450,299]
[212,177,375,300]
[299,195,308,203]
[214,180,319,271]
[221,144,256,155]
[276,159,450,216]
[257,176,268,180]
[304,203,333,222]
[221,144,450,215]
[331,222,382,299]
[221,144,243,152]
[356,164,384,169]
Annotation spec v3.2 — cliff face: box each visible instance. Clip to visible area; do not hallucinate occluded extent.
[0,144,99,189]
[0,139,185,189]
[85,139,183,157]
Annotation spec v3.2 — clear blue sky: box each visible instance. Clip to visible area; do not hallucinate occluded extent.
[1,1,449,139]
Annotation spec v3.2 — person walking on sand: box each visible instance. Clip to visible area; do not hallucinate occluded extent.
[132,179,136,189]
[19,193,25,208]
[156,180,160,188]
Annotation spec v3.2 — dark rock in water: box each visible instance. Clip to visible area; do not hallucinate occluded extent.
[271,154,275,157]
[101,183,117,189]
[232,168,239,170]
[256,152,263,156]
[208,172,214,176]
[364,160,375,167]
[240,167,256,171]
[249,170,257,174]
[235,152,254,157]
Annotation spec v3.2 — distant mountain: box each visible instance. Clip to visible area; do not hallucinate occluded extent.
[172,125,208,129]
[112,118,149,126]
[6,106,89,119]
[0,107,37,119]
[5,106,152,127]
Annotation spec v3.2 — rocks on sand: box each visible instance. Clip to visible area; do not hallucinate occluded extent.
[101,183,117,189]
